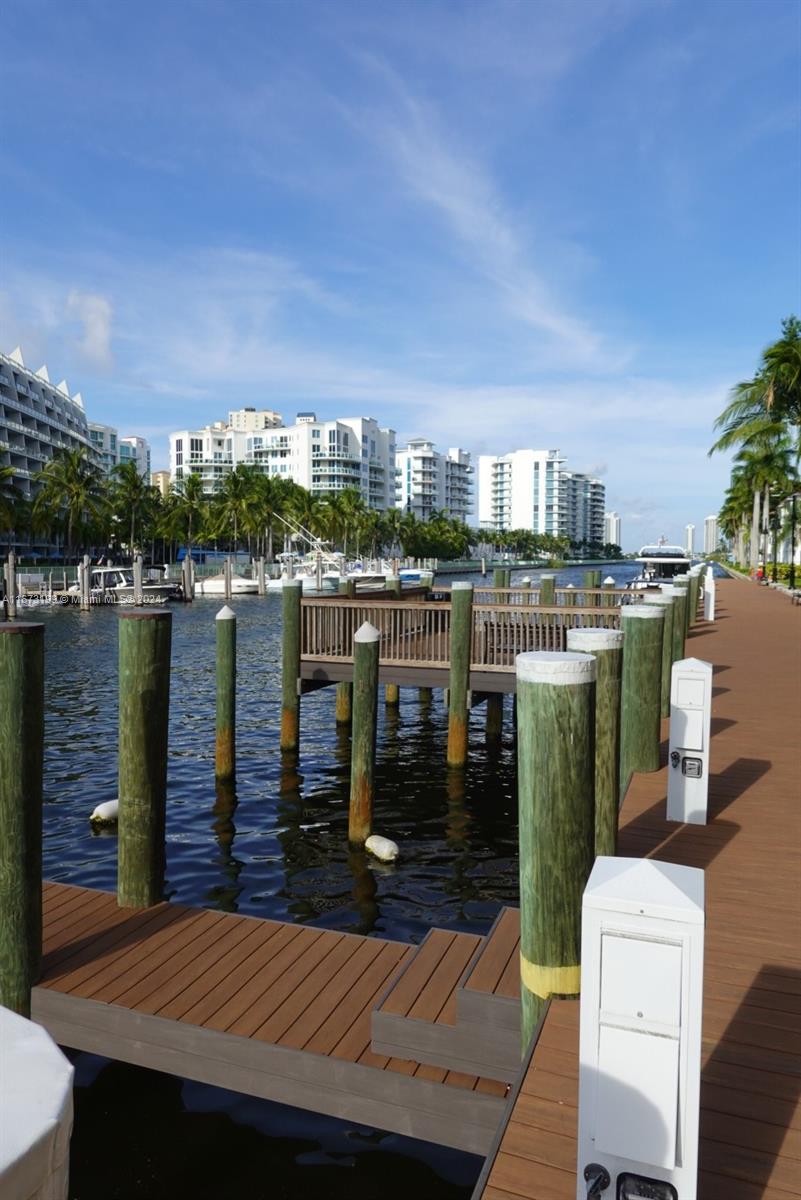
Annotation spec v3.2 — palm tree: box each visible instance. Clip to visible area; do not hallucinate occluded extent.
[730,437,796,571]
[710,316,801,456]
[0,467,19,551]
[211,466,257,551]
[171,472,208,553]
[110,460,157,556]
[34,449,107,563]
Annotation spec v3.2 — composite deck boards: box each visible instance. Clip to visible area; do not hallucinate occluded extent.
[475,578,801,1199]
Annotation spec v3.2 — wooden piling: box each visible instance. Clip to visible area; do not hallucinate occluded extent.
[349,621,380,844]
[673,573,691,634]
[133,555,144,606]
[0,621,44,1016]
[602,575,616,608]
[5,551,17,618]
[564,584,577,607]
[492,567,506,604]
[539,574,555,605]
[224,556,233,602]
[446,582,473,768]
[567,628,623,857]
[336,578,355,723]
[485,693,504,742]
[256,557,266,596]
[619,604,664,795]
[667,580,688,660]
[80,554,91,612]
[215,605,236,782]
[280,580,302,753]
[516,651,596,1050]
[642,592,675,718]
[117,609,172,909]
[386,574,402,599]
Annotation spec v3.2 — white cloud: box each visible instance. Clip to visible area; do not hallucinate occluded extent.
[66,290,114,368]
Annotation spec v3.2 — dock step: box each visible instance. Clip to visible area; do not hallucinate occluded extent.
[371,909,523,1082]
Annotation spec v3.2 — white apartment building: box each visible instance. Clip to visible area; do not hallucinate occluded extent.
[685,523,696,556]
[0,347,96,501]
[170,412,398,510]
[119,436,151,479]
[477,449,606,543]
[396,439,473,521]
[88,422,119,473]
[703,515,719,556]
[604,511,621,547]
[227,407,283,432]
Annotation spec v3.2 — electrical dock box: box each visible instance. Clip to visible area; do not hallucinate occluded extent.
[703,570,715,621]
[577,857,705,1200]
[667,658,712,825]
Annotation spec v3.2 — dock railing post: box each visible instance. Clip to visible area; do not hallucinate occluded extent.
[619,604,664,796]
[567,628,623,857]
[215,605,236,782]
[516,650,596,1050]
[117,609,172,908]
[0,621,44,1016]
[280,580,302,752]
[349,621,380,844]
[446,582,473,768]
[643,592,675,718]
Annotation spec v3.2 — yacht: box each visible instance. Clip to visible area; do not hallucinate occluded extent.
[66,566,182,603]
[628,540,691,590]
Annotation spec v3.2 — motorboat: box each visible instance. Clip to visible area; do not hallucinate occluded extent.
[66,566,182,603]
[195,573,259,596]
[628,540,692,590]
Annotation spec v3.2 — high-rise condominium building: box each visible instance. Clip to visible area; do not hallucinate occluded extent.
[169,412,398,510]
[90,424,151,478]
[396,439,473,521]
[119,436,151,479]
[685,523,695,556]
[703,515,719,556]
[0,347,96,502]
[477,449,605,543]
[227,407,283,432]
[604,511,621,547]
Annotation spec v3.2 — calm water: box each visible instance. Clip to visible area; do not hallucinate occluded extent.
[37,562,640,1200]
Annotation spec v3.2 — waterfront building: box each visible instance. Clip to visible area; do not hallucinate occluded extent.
[396,439,473,521]
[169,411,398,510]
[119,436,151,479]
[88,422,119,474]
[0,346,96,502]
[227,407,283,432]
[685,523,696,556]
[603,510,621,547]
[477,448,605,542]
[703,515,719,556]
[151,469,171,498]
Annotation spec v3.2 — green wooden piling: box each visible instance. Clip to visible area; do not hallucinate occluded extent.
[447,582,473,767]
[619,605,664,796]
[673,573,691,634]
[520,577,532,604]
[0,622,44,1016]
[668,580,688,660]
[492,567,506,604]
[117,609,172,909]
[486,693,504,741]
[567,627,623,857]
[516,651,596,1050]
[418,686,433,704]
[349,621,380,844]
[564,584,577,607]
[643,593,674,718]
[386,574,402,598]
[280,581,302,752]
[539,574,555,606]
[602,576,616,608]
[385,683,400,706]
[215,605,236,781]
[335,579,355,723]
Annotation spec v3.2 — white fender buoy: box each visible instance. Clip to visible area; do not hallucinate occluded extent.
[365,834,399,862]
[89,799,119,826]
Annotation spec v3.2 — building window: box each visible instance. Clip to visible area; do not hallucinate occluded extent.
[190,438,202,454]
[175,452,183,466]
[175,439,183,452]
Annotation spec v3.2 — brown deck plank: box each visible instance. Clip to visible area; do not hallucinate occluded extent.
[379,928,456,1016]
[407,932,481,1024]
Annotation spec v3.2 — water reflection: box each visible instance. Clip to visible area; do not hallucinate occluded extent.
[207,781,243,913]
[346,848,380,934]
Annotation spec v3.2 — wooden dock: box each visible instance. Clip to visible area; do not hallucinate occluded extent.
[474,577,801,1200]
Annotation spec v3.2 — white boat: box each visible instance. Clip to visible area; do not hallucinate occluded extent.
[195,573,259,596]
[628,540,692,590]
[66,566,181,603]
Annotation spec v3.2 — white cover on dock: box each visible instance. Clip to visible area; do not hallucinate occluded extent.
[0,1005,74,1200]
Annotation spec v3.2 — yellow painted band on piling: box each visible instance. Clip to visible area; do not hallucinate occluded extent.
[520,952,580,999]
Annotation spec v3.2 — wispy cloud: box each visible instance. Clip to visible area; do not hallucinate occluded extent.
[66,290,114,368]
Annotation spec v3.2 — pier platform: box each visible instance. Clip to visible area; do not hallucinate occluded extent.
[474,578,801,1199]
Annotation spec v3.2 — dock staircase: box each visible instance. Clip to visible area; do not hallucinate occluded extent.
[371,906,522,1083]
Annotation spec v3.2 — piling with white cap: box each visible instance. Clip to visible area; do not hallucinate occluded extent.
[447,582,474,767]
[642,592,675,718]
[619,604,664,795]
[349,622,381,843]
[567,628,624,858]
[215,605,236,782]
[516,650,596,1051]
[602,575,616,608]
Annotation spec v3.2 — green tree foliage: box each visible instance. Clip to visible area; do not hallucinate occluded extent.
[33,448,107,561]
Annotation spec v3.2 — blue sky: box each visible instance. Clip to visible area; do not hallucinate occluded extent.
[1,0,799,548]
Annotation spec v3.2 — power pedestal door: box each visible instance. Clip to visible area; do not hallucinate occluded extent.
[667,658,712,825]
[577,857,705,1200]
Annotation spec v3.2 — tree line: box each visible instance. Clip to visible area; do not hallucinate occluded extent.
[711,316,801,574]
